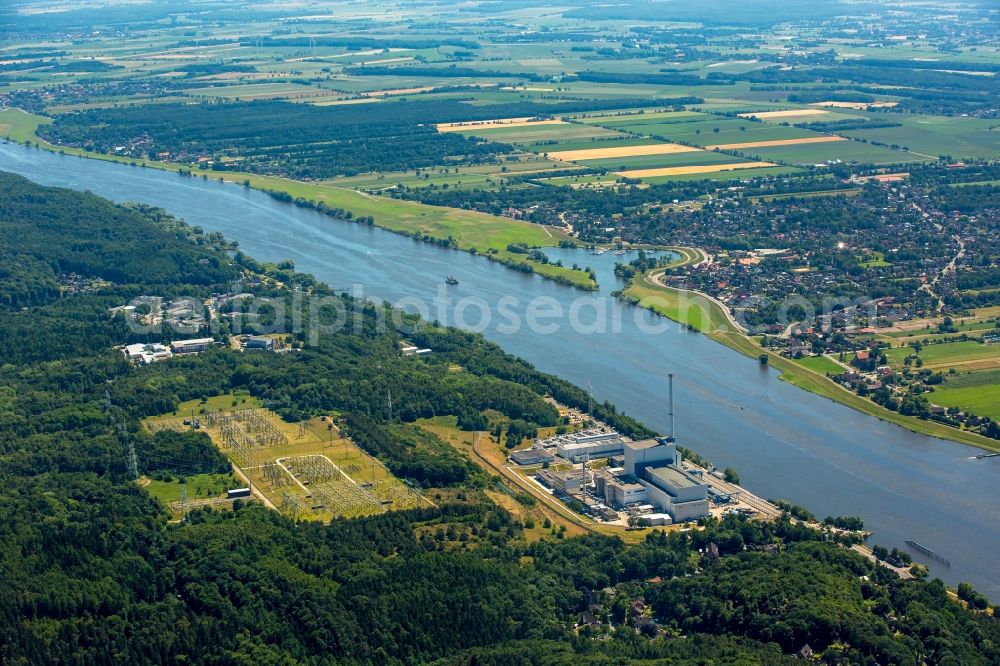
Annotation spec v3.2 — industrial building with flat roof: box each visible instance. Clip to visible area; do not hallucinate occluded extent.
[244,335,276,351]
[170,337,214,354]
[510,447,554,466]
[595,470,648,507]
[553,431,628,462]
[620,437,710,522]
[122,342,172,365]
[537,468,582,496]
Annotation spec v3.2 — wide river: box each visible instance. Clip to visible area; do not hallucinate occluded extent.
[3,142,999,597]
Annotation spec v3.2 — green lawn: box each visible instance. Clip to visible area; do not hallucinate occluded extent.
[622,267,732,334]
[145,472,238,506]
[0,107,51,142]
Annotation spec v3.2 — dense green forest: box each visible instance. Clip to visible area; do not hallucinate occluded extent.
[1,170,998,664]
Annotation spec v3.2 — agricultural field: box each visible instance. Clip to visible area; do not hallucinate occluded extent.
[145,399,428,521]
[744,140,924,166]
[322,156,565,192]
[641,165,802,183]
[443,120,627,144]
[590,114,823,145]
[884,340,1000,372]
[841,116,1000,161]
[583,149,760,171]
[929,369,1000,421]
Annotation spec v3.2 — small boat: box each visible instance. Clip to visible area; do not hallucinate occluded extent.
[591,248,606,255]
[445,276,459,285]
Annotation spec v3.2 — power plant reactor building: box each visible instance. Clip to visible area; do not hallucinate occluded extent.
[594,374,710,522]
[591,438,709,522]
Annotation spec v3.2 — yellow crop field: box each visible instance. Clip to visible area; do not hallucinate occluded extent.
[704,136,846,150]
[436,118,567,132]
[615,161,775,178]
[547,143,701,161]
[739,109,830,119]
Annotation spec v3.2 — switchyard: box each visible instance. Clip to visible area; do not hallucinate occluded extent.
[144,398,429,521]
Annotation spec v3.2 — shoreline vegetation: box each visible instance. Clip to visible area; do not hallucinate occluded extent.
[621,264,1000,453]
[3,106,997,452]
[0,107,599,290]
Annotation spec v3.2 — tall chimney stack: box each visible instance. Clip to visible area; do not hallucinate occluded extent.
[668,373,675,442]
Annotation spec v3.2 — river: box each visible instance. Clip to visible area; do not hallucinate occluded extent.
[3,142,999,597]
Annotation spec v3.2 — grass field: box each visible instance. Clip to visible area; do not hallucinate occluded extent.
[593,115,820,146]
[616,161,775,179]
[841,115,1000,160]
[321,157,566,191]
[884,340,1000,371]
[745,140,922,165]
[643,165,802,183]
[792,355,848,375]
[447,122,624,144]
[523,135,656,152]
[930,369,1000,421]
[0,107,51,141]
[186,82,318,99]
[622,263,732,334]
[573,110,704,125]
[144,472,239,508]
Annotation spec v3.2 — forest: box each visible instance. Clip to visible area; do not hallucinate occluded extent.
[1,171,998,664]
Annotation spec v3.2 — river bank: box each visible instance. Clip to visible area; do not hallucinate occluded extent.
[4,132,1000,598]
[0,107,596,290]
[622,267,1000,453]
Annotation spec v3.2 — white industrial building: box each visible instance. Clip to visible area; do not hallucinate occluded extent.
[595,470,648,506]
[170,337,214,354]
[510,446,554,466]
[122,342,172,364]
[622,438,710,522]
[555,431,627,462]
[537,468,583,495]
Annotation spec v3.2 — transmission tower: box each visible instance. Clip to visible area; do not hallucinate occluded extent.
[121,421,138,480]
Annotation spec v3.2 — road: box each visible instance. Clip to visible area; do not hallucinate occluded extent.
[646,268,750,335]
